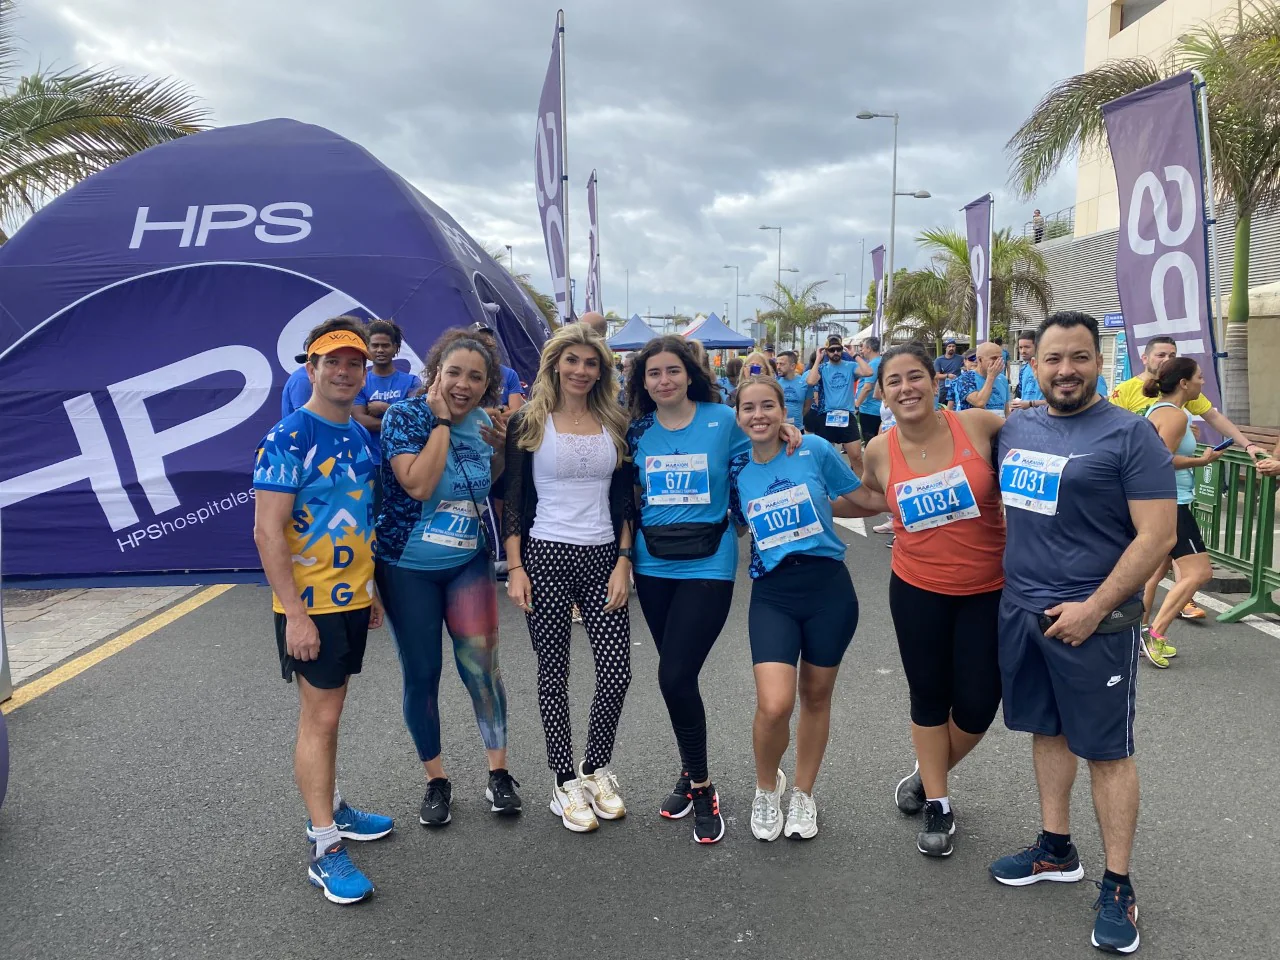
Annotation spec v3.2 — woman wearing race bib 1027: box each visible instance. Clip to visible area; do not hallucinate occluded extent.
[625,336,799,845]
[375,329,520,830]
[860,342,1006,859]
[729,377,886,842]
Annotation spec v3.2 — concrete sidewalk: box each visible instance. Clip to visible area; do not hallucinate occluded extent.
[2,586,198,686]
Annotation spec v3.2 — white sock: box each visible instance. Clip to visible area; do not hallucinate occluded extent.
[332,784,343,813]
[927,795,951,815]
[311,821,341,858]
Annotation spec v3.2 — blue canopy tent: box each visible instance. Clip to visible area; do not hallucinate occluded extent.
[684,312,753,349]
[607,313,660,350]
[0,118,549,582]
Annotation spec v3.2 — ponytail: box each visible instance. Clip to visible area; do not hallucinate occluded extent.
[1142,357,1198,398]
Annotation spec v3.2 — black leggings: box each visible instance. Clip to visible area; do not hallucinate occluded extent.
[888,572,1002,734]
[634,574,734,783]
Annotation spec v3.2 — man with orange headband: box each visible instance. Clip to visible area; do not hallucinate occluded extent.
[253,315,392,906]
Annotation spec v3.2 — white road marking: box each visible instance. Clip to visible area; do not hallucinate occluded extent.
[1164,580,1280,640]
[834,517,866,537]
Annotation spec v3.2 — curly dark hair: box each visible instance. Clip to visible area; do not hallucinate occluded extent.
[421,328,502,408]
[626,335,719,418]
[367,319,404,347]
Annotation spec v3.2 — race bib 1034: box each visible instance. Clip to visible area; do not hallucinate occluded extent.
[895,466,980,533]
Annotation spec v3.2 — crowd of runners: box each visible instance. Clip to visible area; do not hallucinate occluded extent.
[252,308,1279,954]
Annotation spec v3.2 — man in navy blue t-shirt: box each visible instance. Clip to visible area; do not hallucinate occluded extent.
[989,311,1175,954]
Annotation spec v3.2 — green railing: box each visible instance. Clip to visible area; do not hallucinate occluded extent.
[1189,447,1280,622]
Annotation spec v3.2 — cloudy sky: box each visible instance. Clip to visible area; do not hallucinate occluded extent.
[19,0,1085,328]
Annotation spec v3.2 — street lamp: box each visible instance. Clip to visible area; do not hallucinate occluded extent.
[723,264,740,331]
[759,225,782,297]
[857,110,931,299]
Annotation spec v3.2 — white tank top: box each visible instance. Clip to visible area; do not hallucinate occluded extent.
[529,417,617,546]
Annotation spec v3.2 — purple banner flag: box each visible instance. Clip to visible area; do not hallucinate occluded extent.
[964,194,993,343]
[585,169,601,314]
[870,244,886,337]
[534,13,571,323]
[1103,71,1220,410]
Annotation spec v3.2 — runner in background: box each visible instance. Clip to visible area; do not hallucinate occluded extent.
[375,329,519,830]
[861,343,1006,857]
[1112,335,1262,621]
[352,320,423,435]
[1139,358,1225,667]
[252,317,391,906]
[933,338,964,410]
[718,357,742,401]
[806,335,874,471]
[853,336,885,445]
[729,377,886,842]
[953,342,1009,417]
[775,350,813,431]
[1011,331,1045,412]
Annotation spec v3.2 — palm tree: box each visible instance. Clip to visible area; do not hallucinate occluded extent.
[908,227,1052,344]
[1005,2,1280,422]
[757,279,835,354]
[0,1,209,240]
[884,268,957,352]
[485,246,558,328]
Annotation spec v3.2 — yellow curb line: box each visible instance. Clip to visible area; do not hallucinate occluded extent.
[2,583,237,715]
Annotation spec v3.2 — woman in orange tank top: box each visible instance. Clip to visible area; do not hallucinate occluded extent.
[861,342,1007,858]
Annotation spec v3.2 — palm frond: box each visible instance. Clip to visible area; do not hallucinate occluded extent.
[1005,57,1162,198]
[0,0,21,90]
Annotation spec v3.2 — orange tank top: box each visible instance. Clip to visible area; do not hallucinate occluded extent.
[885,409,1005,595]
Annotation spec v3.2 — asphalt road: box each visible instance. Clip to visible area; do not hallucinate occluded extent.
[2,528,1278,960]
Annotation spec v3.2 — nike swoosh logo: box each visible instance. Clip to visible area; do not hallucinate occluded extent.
[1107,677,1122,687]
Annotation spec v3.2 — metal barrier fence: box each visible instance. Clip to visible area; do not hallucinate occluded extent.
[1190,447,1280,622]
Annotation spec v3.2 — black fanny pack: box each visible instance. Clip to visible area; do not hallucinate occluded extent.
[641,516,729,561]
[1094,598,1145,634]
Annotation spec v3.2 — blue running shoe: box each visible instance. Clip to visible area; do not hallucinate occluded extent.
[308,842,373,904]
[1092,878,1140,954]
[307,802,394,842]
[989,833,1085,886]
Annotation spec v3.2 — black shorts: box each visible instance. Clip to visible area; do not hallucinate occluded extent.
[858,413,882,443]
[998,596,1139,761]
[748,556,859,667]
[274,607,371,689]
[1170,503,1206,560]
[803,407,826,435]
[817,410,860,445]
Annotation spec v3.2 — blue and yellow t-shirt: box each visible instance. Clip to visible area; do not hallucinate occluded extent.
[253,408,378,615]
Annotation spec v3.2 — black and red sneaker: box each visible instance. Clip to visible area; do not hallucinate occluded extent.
[660,771,692,819]
[691,784,725,844]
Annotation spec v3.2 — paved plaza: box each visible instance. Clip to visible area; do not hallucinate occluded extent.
[1,530,1277,960]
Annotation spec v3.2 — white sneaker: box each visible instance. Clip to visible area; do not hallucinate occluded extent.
[750,769,787,841]
[872,519,894,535]
[784,789,818,840]
[550,778,599,833]
[577,760,626,820]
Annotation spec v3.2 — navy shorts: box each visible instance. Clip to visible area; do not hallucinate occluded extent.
[998,596,1139,761]
[274,607,371,689]
[748,556,859,668]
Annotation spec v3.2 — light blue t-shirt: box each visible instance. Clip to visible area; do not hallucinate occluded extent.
[729,434,861,578]
[356,369,422,410]
[818,359,859,413]
[1097,374,1109,398]
[1019,363,1043,403]
[1145,402,1196,504]
[777,374,812,428]
[954,370,1010,413]
[857,355,883,416]
[281,366,313,418]
[500,365,525,404]
[628,402,749,581]
[379,402,493,571]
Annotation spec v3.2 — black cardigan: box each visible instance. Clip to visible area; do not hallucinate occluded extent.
[501,407,635,546]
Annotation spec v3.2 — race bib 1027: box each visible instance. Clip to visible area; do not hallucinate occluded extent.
[746,484,822,552]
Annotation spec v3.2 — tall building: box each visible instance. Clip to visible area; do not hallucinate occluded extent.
[1075,0,1243,236]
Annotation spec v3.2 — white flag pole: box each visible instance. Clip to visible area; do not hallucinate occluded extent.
[1192,70,1226,381]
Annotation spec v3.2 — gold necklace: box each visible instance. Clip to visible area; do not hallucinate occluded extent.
[905,413,944,460]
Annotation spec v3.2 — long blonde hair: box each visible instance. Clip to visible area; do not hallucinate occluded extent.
[518,324,630,465]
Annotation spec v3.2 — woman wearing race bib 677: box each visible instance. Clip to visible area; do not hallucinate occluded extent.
[859,342,1006,858]
[728,376,886,842]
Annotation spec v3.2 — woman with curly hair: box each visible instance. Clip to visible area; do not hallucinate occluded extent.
[503,324,636,833]
[625,335,798,844]
[375,328,521,829]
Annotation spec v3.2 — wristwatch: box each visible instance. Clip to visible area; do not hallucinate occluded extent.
[433,418,453,431]
[617,547,635,560]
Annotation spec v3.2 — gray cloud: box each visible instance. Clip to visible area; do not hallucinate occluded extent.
[16,0,1083,328]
